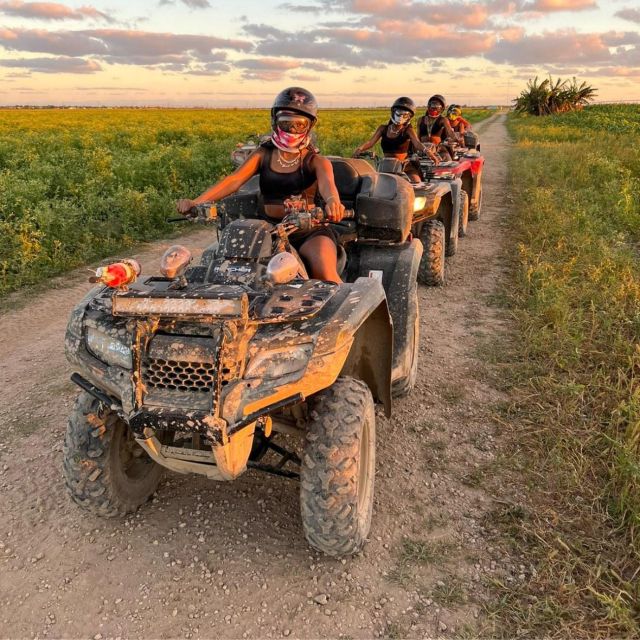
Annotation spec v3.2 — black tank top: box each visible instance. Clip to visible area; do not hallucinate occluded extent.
[259,142,317,205]
[380,123,412,155]
[418,115,446,140]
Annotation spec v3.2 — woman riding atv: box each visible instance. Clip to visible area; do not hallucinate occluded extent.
[417,94,456,161]
[352,97,438,183]
[447,104,470,139]
[177,87,346,283]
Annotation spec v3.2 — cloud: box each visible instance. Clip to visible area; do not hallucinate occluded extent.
[278,2,322,11]
[616,8,640,24]
[0,55,101,73]
[528,0,596,11]
[158,0,211,7]
[488,30,614,65]
[236,56,301,80]
[0,1,112,21]
[0,27,252,68]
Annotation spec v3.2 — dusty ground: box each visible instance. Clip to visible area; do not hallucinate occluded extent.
[0,114,515,639]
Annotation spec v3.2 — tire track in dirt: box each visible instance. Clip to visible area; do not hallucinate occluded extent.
[0,114,513,639]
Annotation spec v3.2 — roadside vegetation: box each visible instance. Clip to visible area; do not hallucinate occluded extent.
[0,107,491,296]
[513,76,597,115]
[489,105,640,637]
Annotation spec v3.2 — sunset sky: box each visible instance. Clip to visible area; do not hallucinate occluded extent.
[1,0,639,106]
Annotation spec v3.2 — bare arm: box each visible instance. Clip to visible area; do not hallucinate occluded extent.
[353,125,385,155]
[177,150,262,213]
[311,155,346,222]
[408,125,439,162]
[440,116,456,141]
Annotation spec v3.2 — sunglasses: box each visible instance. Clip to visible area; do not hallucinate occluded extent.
[276,114,311,134]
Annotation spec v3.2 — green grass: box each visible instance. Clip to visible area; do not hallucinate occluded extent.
[482,105,640,638]
[0,107,491,296]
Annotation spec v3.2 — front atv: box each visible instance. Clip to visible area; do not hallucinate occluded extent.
[64,166,420,556]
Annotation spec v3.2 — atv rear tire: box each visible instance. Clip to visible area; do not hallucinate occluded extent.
[469,186,482,221]
[458,191,469,237]
[300,377,375,556]
[391,286,419,397]
[417,220,445,286]
[63,392,162,517]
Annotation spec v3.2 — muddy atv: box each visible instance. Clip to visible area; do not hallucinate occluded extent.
[356,152,461,287]
[64,163,421,557]
[427,142,485,222]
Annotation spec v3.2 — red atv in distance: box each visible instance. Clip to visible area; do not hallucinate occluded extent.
[431,136,485,222]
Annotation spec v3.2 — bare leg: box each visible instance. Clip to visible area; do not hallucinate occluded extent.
[299,235,342,283]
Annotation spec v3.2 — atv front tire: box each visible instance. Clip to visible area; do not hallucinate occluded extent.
[458,191,470,237]
[417,220,445,286]
[469,186,482,221]
[300,377,375,556]
[63,392,162,517]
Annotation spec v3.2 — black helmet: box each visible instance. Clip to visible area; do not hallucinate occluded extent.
[391,96,416,116]
[271,87,318,129]
[428,94,446,109]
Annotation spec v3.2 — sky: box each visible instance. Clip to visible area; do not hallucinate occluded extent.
[0,0,639,106]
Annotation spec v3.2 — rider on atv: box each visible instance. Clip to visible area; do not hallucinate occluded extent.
[417,95,456,161]
[352,97,437,183]
[447,104,470,139]
[177,87,346,283]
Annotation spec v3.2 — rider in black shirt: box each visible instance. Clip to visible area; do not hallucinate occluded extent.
[353,97,438,183]
[177,87,346,282]
[417,94,456,160]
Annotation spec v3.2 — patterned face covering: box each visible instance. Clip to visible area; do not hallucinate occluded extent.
[271,127,308,151]
[391,108,411,126]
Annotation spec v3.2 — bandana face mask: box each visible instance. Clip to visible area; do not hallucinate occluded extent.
[271,112,311,151]
[428,101,443,117]
[391,108,411,126]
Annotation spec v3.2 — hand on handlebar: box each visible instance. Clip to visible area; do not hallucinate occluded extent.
[324,198,346,223]
[176,198,196,215]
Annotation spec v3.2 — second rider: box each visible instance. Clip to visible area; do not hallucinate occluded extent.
[353,97,437,183]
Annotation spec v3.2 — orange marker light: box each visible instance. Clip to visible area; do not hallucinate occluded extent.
[90,259,141,289]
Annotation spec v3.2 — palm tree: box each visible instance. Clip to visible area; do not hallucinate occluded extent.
[512,75,597,115]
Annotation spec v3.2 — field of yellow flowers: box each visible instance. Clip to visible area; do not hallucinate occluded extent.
[0,107,491,295]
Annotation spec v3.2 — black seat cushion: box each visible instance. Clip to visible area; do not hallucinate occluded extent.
[327,157,375,205]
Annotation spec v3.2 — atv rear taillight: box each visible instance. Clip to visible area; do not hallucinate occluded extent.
[90,259,141,289]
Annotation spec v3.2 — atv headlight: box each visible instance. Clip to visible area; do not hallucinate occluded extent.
[413,196,427,212]
[245,344,313,380]
[86,328,132,369]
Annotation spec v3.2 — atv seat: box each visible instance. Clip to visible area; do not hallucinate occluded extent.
[327,157,376,209]
[377,157,405,176]
[356,173,414,243]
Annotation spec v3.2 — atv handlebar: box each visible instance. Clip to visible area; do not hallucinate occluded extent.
[167,203,217,224]
[280,206,355,234]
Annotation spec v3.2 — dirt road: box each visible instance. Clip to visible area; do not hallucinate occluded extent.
[0,114,512,639]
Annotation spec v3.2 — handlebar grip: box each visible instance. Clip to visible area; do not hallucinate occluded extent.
[342,209,355,220]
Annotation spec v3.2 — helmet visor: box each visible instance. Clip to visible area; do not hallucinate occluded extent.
[391,108,411,125]
[275,112,311,134]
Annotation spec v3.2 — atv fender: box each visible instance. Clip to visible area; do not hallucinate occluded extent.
[350,241,422,383]
[437,179,461,251]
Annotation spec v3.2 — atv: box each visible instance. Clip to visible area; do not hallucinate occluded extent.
[355,151,461,287]
[428,138,485,222]
[64,160,421,557]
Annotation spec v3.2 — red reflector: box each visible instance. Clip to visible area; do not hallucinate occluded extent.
[91,259,140,288]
